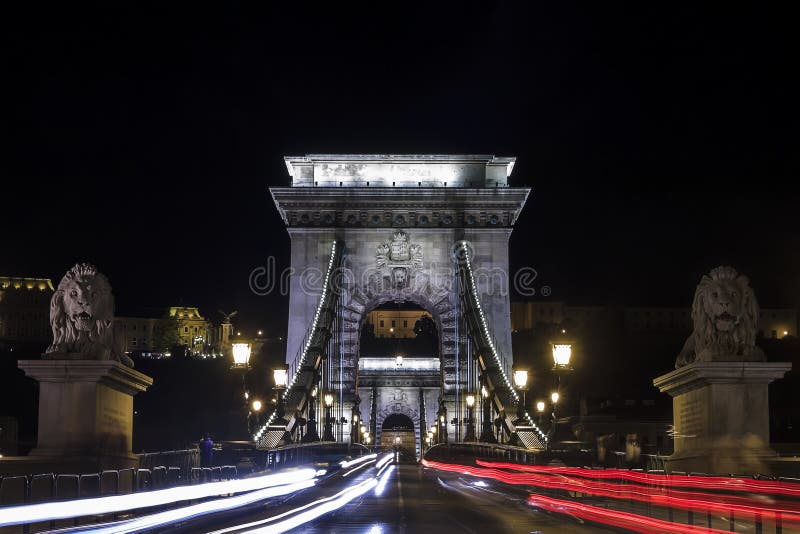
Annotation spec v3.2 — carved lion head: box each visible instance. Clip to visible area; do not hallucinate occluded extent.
[46,263,114,358]
[690,266,761,362]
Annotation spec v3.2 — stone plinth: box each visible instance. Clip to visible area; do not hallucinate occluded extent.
[8,360,153,474]
[653,361,790,475]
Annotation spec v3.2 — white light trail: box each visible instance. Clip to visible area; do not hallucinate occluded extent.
[73,479,316,534]
[0,469,317,527]
[340,453,377,469]
[238,477,377,534]
[374,465,395,497]
[342,458,376,478]
[375,457,394,479]
[375,453,393,470]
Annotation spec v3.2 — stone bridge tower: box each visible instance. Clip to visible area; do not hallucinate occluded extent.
[271,155,529,445]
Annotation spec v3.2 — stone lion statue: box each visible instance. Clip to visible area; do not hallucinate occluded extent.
[45,263,133,367]
[675,266,764,368]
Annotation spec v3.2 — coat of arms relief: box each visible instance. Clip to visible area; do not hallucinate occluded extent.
[376,231,423,288]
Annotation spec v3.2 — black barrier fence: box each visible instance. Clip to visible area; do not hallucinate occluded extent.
[138,448,200,473]
[264,441,370,472]
[0,464,239,533]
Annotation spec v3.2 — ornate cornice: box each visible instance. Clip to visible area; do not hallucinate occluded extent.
[270,187,530,228]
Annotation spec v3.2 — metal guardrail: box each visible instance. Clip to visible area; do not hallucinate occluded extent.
[425,442,544,466]
[264,441,370,471]
[138,447,200,473]
[0,464,239,532]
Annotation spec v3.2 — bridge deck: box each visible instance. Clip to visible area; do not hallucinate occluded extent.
[290,463,613,533]
[193,462,614,534]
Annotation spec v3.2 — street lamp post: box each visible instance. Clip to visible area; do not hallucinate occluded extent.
[249,399,263,434]
[362,426,371,449]
[322,392,335,441]
[271,364,295,445]
[513,369,529,421]
[351,412,361,444]
[301,375,320,443]
[464,393,477,442]
[550,390,560,420]
[536,400,546,425]
[549,339,574,442]
[479,385,497,443]
[231,342,252,439]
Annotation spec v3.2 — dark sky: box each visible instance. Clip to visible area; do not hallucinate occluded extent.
[2,3,799,336]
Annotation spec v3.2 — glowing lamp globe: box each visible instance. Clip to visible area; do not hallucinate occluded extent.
[536,401,546,413]
[231,342,252,368]
[273,367,289,389]
[552,343,573,369]
[466,394,476,408]
[513,369,529,389]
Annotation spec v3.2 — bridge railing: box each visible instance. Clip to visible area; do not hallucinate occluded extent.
[263,441,371,471]
[455,241,547,444]
[138,447,200,473]
[425,442,544,466]
[253,240,343,446]
[0,464,240,532]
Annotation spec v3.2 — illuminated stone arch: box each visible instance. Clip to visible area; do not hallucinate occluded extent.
[336,270,457,395]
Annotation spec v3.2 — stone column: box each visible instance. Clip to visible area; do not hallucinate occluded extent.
[653,361,790,475]
[15,359,153,473]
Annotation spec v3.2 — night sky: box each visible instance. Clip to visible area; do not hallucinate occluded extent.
[3,3,799,337]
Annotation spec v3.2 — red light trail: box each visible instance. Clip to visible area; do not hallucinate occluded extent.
[421,459,800,532]
[476,459,800,497]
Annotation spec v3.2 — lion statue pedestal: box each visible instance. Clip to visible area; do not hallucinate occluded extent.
[654,361,790,475]
[16,359,152,473]
[653,266,791,475]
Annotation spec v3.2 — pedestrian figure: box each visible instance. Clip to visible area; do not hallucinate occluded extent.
[200,434,214,467]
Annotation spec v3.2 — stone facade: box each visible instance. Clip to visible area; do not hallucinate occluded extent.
[271,155,529,445]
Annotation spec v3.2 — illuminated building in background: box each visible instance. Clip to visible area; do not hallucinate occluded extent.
[168,306,211,352]
[0,276,54,351]
[511,301,797,338]
[365,309,431,338]
[115,305,216,357]
[113,315,163,355]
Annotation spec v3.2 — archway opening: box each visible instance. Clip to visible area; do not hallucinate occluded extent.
[381,413,416,454]
[360,301,438,358]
